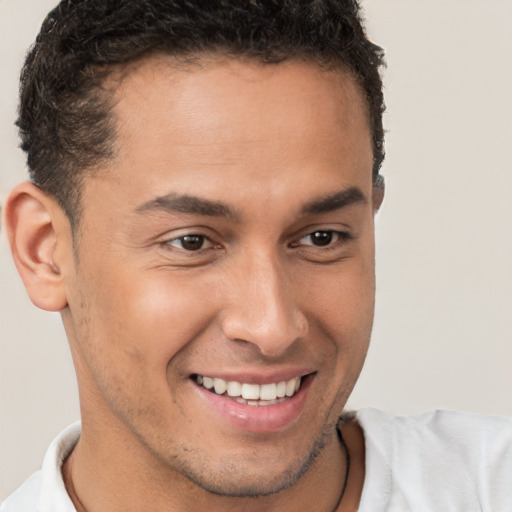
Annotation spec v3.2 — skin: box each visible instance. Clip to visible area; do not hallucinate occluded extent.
[6,56,382,511]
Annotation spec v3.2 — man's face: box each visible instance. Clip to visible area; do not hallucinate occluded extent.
[62,57,379,496]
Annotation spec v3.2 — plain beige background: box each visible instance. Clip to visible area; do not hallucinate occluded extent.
[1,0,511,501]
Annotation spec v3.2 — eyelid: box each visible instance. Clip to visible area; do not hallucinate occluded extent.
[299,231,340,246]
[290,228,352,247]
[165,234,214,251]
[155,233,222,268]
[158,226,222,253]
[157,225,214,243]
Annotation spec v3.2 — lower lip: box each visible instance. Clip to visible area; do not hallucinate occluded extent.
[192,376,313,433]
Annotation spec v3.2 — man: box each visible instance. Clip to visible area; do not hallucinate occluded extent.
[1,1,511,511]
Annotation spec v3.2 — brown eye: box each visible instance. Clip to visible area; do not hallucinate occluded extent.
[310,231,333,246]
[167,234,211,251]
[300,230,338,247]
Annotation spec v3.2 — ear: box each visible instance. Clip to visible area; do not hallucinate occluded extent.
[4,182,71,312]
[372,175,385,213]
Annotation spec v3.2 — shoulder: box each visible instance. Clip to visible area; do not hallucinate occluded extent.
[357,407,512,442]
[1,471,42,512]
[357,407,512,461]
[1,422,81,512]
[355,408,512,512]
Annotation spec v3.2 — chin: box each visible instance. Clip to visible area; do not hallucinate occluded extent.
[175,425,331,498]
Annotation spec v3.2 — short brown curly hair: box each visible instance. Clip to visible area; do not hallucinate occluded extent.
[17,0,385,228]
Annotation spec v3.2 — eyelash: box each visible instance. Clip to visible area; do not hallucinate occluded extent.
[164,234,216,252]
[163,230,351,254]
[292,230,352,250]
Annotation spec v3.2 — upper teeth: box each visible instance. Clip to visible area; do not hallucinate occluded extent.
[195,375,301,401]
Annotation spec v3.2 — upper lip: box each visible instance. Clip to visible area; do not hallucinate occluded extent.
[190,368,316,385]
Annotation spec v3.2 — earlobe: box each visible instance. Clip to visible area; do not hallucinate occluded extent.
[4,182,71,312]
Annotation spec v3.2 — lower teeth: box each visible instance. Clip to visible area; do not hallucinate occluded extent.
[234,397,286,406]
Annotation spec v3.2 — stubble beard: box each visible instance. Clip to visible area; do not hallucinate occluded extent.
[173,418,336,499]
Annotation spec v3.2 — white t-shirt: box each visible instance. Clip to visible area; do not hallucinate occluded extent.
[2,409,511,511]
[1,422,80,512]
[356,408,512,511]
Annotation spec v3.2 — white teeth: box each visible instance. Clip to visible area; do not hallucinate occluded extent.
[235,397,282,406]
[227,381,242,397]
[202,376,214,389]
[260,383,277,401]
[241,383,260,400]
[195,374,303,402]
[213,378,226,395]
[285,378,296,397]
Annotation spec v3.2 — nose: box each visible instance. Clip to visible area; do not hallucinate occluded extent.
[220,251,308,357]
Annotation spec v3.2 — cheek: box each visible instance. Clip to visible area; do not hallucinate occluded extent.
[304,254,375,330]
[66,266,225,427]
[87,271,220,366]
[299,246,376,370]
[68,257,222,402]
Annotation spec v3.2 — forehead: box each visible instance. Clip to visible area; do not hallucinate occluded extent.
[83,56,373,217]
[112,55,370,150]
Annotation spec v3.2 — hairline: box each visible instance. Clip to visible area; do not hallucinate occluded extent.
[68,51,380,242]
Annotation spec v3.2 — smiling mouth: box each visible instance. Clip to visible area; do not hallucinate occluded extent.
[192,374,305,406]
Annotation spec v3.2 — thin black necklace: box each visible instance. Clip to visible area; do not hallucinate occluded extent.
[330,423,351,512]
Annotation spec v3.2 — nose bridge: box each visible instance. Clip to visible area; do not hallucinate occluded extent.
[221,248,308,356]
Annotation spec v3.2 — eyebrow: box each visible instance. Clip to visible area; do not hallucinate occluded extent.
[135,193,240,220]
[135,186,366,220]
[301,187,367,215]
